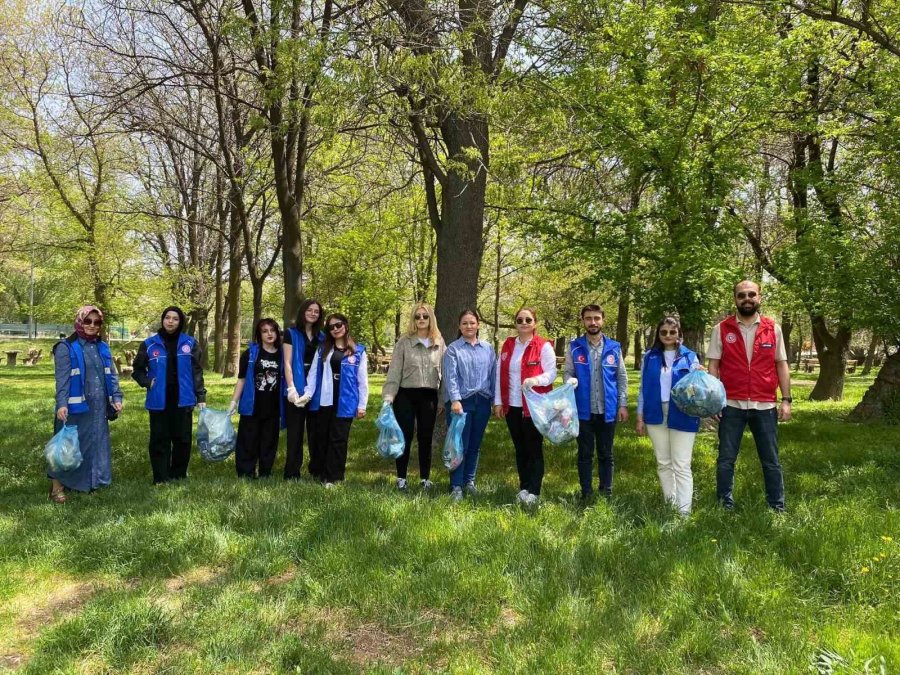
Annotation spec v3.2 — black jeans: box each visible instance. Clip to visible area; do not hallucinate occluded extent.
[148,406,193,484]
[506,406,545,495]
[284,403,318,479]
[316,405,353,483]
[393,387,438,480]
[235,414,281,478]
[576,414,617,497]
[716,406,785,510]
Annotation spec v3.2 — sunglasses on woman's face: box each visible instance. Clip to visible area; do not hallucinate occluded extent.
[82,318,102,327]
[515,317,534,325]
[415,313,429,320]
[328,322,345,331]
[659,329,678,337]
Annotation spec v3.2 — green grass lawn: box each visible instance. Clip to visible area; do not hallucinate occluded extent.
[0,361,897,673]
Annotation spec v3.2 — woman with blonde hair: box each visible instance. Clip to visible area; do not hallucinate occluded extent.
[382,302,445,491]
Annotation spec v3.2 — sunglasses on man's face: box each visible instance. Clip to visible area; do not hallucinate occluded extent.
[659,329,678,337]
[736,291,758,299]
[414,313,429,320]
[515,317,534,325]
[328,322,345,331]
[82,318,102,327]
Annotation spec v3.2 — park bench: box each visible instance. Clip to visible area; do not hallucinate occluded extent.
[845,360,858,374]
[23,348,42,366]
[801,358,819,372]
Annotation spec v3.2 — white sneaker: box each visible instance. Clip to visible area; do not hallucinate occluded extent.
[324,482,335,489]
[524,493,539,507]
[464,481,478,495]
[420,479,434,491]
[396,477,408,491]
[450,486,464,502]
[516,489,530,504]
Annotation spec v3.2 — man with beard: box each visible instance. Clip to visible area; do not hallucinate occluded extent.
[707,280,791,512]
[563,304,628,501]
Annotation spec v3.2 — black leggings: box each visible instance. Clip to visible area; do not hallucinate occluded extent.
[393,387,438,480]
[506,406,545,495]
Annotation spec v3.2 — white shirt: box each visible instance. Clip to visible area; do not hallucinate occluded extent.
[303,348,369,412]
[494,338,558,407]
[660,349,676,402]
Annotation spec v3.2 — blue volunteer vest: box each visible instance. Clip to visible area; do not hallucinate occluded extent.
[143,333,197,410]
[238,343,286,428]
[61,338,117,414]
[310,343,366,418]
[287,327,325,391]
[640,345,700,432]
[570,335,621,422]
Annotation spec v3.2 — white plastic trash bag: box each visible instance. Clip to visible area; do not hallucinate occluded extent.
[197,407,237,461]
[523,384,580,444]
[670,370,726,418]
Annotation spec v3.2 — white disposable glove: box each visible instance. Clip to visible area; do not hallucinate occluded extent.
[227,400,237,415]
[566,377,578,388]
[295,393,312,408]
[522,377,539,390]
[286,386,299,404]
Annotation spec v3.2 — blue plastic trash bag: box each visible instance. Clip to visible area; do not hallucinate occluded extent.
[443,411,467,471]
[197,407,237,462]
[375,402,405,459]
[523,383,580,444]
[45,424,82,472]
[670,370,726,418]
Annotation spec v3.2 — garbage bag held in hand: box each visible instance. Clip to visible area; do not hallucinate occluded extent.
[670,370,726,418]
[523,383,580,444]
[443,411,467,471]
[45,424,82,472]
[197,407,237,462]
[375,402,405,459]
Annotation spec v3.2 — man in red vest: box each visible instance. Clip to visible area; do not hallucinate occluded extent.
[707,280,791,511]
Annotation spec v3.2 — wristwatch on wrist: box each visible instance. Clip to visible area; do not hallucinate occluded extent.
[781,397,793,403]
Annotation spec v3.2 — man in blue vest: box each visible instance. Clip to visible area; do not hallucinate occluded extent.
[563,304,629,500]
[132,306,206,484]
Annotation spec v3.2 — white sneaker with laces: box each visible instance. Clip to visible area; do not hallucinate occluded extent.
[524,493,539,507]
[516,489,530,504]
[324,482,335,489]
[396,477,408,491]
[450,486,464,502]
[464,481,478,495]
[420,479,434,490]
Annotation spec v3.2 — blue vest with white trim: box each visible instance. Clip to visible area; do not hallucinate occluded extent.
[640,345,700,432]
[61,338,116,414]
[310,344,366,418]
[570,335,621,422]
[143,333,197,410]
[238,342,286,428]
[286,327,325,391]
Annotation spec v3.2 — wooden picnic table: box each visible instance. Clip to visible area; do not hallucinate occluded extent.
[4,350,21,366]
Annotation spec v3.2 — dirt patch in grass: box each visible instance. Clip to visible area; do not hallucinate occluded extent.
[163,565,224,593]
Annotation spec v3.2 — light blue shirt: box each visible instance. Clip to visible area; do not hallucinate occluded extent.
[442,337,496,403]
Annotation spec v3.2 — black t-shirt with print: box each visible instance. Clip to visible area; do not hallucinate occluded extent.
[238,347,281,418]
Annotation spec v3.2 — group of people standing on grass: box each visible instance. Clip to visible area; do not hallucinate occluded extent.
[47,280,790,515]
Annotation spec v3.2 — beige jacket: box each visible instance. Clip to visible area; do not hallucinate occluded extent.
[382,335,445,400]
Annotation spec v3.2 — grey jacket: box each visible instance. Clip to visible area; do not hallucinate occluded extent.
[382,335,445,400]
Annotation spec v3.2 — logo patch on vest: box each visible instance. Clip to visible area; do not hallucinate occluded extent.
[348,355,357,365]
[501,352,508,361]
[577,354,586,364]
[152,349,160,357]
[606,354,616,365]
[761,342,773,349]
[181,344,191,354]
[726,333,737,343]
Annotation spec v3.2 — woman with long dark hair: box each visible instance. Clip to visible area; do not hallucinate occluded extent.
[636,316,703,515]
[494,307,557,507]
[299,313,368,486]
[132,306,206,484]
[49,306,124,502]
[228,318,285,478]
[382,302,444,491]
[442,309,495,501]
[283,299,325,479]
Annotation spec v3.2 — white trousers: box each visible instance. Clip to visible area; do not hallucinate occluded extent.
[646,403,697,514]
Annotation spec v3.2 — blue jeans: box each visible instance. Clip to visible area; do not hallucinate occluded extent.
[447,395,492,488]
[716,406,784,510]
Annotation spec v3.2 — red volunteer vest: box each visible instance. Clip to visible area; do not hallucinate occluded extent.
[499,335,553,417]
[718,315,778,402]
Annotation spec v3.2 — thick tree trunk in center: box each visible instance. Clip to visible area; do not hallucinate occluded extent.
[809,314,851,401]
[850,349,900,422]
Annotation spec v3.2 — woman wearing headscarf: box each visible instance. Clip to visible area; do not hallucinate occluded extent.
[49,306,124,502]
[132,306,206,484]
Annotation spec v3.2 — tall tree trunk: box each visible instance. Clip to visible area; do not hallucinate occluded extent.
[433,115,488,344]
[682,323,705,356]
[222,221,242,378]
[809,315,851,400]
[633,328,643,370]
[861,333,880,376]
[782,313,794,365]
[251,278,263,331]
[850,349,900,422]
[197,314,210,370]
[615,294,630,357]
